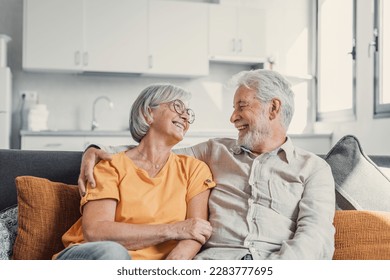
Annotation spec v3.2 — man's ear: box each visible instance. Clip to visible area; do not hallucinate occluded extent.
[269,98,281,120]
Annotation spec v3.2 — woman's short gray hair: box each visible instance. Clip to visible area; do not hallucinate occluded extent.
[129,84,191,143]
[231,69,295,130]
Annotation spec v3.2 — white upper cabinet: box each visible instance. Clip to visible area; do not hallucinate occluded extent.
[146,0,209,77]
[23,0,148,73]
[23,0,83,71]
[209,5,267,63]
[83,0,148,73]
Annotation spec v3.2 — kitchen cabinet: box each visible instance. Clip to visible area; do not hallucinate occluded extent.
[145,0,209,76]
[23,0,83,71]
[208,5,267,63]
[21,135,86,151]
[83,0,148,73]
[23,0,208,76]
[23,0,148,73]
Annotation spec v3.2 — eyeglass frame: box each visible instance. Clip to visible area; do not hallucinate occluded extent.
[168,99,196,124]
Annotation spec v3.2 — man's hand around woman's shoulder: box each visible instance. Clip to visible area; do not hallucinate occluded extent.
[78,146,113,197]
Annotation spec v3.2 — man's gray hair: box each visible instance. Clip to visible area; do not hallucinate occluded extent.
[231,69,295,130]
[129,84,191,143]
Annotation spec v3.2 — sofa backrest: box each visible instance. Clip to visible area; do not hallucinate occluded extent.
[1,148,390,212]
[0,149,82,211]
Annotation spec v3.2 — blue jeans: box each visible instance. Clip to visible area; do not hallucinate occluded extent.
[55,241,131,260]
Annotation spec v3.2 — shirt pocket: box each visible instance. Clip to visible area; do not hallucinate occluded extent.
[269,179,304,219]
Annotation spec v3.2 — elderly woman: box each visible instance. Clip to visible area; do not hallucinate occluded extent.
[53,84,215,260]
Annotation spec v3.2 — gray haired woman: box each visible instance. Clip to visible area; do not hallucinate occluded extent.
[54,84,215,260]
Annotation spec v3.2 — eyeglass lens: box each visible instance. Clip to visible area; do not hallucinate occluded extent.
[173,100,195,124]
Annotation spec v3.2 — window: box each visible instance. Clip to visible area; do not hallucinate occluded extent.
[316,0,356,121]
[374,0,390,118]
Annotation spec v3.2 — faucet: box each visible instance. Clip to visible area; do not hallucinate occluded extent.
[91,96,114,131]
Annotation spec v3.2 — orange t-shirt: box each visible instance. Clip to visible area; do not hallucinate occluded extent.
[60,151,215,260]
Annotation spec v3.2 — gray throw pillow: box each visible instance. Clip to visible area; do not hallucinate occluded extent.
[0,205,18,260]
[325,135,390,211]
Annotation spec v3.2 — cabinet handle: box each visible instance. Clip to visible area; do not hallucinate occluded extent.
[45,143,62,147]
[231,39,236,53]
[74,51,81,65]
[83,52,89,66]
[148,55,153,69]
[237,39,242,53]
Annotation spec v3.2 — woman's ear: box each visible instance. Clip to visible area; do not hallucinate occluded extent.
[144,107,154,125]
[269,98,281,120]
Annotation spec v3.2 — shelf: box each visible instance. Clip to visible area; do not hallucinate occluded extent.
[282,73,314,85]
[209,55,266,65]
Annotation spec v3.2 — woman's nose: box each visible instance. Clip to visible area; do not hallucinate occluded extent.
[180,111,190,122]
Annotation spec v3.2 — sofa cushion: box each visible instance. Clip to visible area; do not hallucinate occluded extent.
[333,210,390,259]
[12,176,81,260]
[325,135,390,210]
[0,205,18,260]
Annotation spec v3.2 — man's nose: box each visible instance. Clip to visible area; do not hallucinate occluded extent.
[230,110,239,123]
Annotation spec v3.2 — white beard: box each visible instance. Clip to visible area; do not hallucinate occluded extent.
[237,111,271,151]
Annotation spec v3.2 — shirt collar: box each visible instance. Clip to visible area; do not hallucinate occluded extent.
[278,136,295,163]
[230,136,295,163]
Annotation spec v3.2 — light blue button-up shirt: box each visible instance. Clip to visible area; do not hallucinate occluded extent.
[177,137,335,260]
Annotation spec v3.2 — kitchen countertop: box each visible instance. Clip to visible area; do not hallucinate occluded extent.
[20,129,132,137]
[20,129,238,138]
[20,130,333,154]
[21,129,332,139]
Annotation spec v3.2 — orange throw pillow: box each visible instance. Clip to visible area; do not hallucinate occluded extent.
[12,176,81,260]
[333,210,390,259]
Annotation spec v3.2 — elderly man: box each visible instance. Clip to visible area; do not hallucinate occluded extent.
[79,69,335,260]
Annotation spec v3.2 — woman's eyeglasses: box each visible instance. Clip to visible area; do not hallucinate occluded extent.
[169,99,195,124]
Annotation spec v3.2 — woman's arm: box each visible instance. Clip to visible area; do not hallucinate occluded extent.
[82,198,212,250]
[165,189,211,260]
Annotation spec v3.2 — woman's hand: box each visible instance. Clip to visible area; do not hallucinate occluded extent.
[172,217,212,245]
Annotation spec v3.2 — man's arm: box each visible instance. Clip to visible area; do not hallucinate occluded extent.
[78,145,127,196]
[268,163,336,260]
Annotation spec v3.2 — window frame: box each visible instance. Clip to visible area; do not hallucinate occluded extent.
[315,0,357,122]
[373,0,390,118]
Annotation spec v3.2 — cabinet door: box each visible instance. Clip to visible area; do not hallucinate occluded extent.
[209,5,237,58]
[23,0,83,71]
[83,0,148,73]
[147,0,209,76]
[208,5,266,62]
[237,8,266,58]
